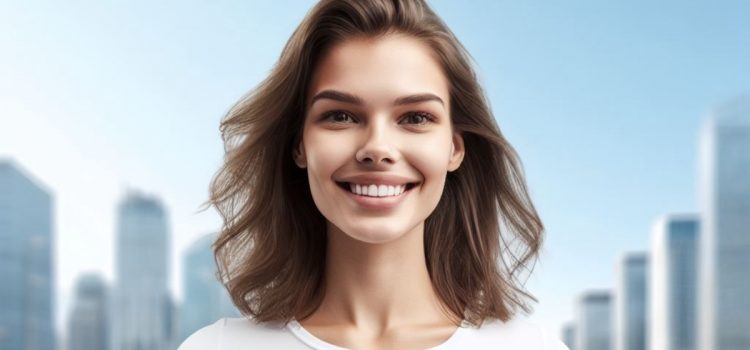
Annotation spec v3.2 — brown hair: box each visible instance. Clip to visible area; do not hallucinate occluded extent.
[202,0,544,328]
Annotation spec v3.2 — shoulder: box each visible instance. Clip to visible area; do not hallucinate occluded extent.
[177,317,306,350]
[462,317,570,350]
[178,318,225,350]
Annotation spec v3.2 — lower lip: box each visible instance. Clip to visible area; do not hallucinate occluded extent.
[340,184,412,210]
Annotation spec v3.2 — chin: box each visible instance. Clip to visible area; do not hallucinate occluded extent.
[338,221,416,245]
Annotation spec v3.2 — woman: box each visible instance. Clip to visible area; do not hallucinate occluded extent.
[180,0,569,349]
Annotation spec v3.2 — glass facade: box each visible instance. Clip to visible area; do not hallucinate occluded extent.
[577,290,612,350]
[111,191,174,350]
[615,252,648,350]
[179,232,241,343]
[562,321,577,350]
[0,160,55,350]
[67,273,109,350]
[698,96,750,350]
[650,214,698,350]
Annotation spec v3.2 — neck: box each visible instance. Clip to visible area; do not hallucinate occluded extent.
[302,220,455,333]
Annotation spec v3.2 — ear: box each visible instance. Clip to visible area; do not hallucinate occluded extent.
[447,131,465,172]
[293,138,307,168]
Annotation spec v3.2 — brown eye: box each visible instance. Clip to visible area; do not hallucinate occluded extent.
[401,112,435,125]
[324,111,356,123]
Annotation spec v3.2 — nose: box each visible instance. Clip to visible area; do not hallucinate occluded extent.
[355,120,398,167]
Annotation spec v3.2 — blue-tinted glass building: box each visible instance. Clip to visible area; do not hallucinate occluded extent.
[67,273,109,350]
[111,190,174,350]
[0,160,55,350]
[562,321,577,350]
[179,232,241,343]
[650,214,699,350]
[615,252,649,350]
[576,290,612,350]
[698,96,750,350]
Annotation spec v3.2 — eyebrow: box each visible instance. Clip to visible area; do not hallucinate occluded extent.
[310,89,444,109]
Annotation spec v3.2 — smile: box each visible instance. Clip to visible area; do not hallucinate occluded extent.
[335,181,419,210]
[336,182,418,197]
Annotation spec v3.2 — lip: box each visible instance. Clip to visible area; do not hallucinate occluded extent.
[336,181,415,210]
[336,173,420,187]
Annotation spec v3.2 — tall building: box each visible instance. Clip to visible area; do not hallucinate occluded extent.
[697,96,750,350]
[179,232,241,342]
[650,214,699,350]
[0,160,56,350]
[562,321,577,350]
[576,290,612,350]
[614,252,649,350]
[111,190,175,350]
[67,273,109,350]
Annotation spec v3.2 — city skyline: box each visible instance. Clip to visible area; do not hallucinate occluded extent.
[1,95,747,348]
[2,0,749,340]
[561,96,749,349]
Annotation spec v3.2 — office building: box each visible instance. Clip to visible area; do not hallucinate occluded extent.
[697,96,750,349]
[111,190,174,350]
[650,214,699,350]
[179,232,241,342]
[0,160,56,350]
[614,252,649,350]
[576,290,612,350]
[562,321,577,350]
[67,273,109,350]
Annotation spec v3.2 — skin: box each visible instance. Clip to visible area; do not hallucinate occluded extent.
[292,33,465,350]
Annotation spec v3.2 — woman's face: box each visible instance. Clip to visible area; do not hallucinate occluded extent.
[294,34,464,244]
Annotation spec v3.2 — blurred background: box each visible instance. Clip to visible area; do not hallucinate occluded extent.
[1,1,748,349]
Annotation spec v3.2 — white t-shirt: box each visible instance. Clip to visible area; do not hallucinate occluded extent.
[178,316,570,350]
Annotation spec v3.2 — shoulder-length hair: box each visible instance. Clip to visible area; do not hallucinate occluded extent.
[203,0,544,328]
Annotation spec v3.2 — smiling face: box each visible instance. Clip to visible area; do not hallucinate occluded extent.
[293,34,465,244]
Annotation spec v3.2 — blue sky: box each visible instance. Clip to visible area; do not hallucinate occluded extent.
[1,0,748,339]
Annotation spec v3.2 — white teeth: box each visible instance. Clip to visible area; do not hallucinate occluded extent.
[346,183,408,197]
[378,185,387,196]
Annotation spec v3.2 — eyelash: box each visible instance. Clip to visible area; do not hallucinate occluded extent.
[321,110,437,126]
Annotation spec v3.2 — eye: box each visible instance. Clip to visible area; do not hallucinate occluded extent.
[322,110,356,124]
[400,111,436,126]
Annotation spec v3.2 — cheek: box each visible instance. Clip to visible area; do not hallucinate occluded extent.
[405,136,452,210]
[408,136,453,178]
[304,133,351,184]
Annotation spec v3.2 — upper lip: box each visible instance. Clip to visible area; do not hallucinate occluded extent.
[336,173,420,186]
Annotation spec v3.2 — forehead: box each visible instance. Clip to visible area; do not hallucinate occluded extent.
[307,34,449,109]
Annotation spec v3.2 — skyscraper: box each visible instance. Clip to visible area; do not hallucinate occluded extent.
[650,214,699,350]
[111,190,174,350]
[0,159,56,350]
[576,290,612,350]
[614,252,648,350]
[179,232,240,343]
[697,96,750,350]
[67,273,109,350]
[562,321,577,350]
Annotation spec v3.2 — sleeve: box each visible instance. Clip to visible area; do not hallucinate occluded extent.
[178,318,225,350]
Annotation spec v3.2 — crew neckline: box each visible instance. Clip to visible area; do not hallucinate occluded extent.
[286,318,469,350]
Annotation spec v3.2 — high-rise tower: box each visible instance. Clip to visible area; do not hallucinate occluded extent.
[0,160,56,350]
[697,96,750,350]
[111,190,174,350]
